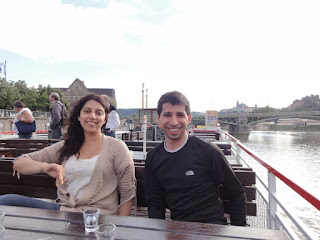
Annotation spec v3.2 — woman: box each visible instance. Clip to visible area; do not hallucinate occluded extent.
[12,100,35,139]
[0,94,136,216]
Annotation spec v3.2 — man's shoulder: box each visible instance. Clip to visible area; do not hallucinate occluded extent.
[52,101,63,108]
[109,109,118,115]
[146,141,164,160]
[149,141,164,153]
[188,136,221,152]
[109,104,117,112]
[188,135,211,147]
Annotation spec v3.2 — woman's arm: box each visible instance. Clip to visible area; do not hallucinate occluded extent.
[112,141,136,216]
[14,157,47,174]
[118,199,133,216]
[17,110,34,123]
[13,157,65,185]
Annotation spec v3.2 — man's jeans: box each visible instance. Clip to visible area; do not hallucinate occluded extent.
[51,127,62,139]
[0,194,60,210]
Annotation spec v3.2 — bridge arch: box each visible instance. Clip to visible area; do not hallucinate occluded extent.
[191,111,320,135]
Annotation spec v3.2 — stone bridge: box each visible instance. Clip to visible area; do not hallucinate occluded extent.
[218,111,320,135]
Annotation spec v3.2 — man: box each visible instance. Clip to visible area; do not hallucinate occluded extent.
[49,92,63,139]
[101,94,120,138]
[145,91,247,226]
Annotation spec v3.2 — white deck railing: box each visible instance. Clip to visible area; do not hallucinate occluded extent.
[219,129,319,240]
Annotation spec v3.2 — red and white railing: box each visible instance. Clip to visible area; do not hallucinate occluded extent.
[0,131,49,139]
[219,129,319,240]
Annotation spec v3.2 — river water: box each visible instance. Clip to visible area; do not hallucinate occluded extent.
[234,131,320,239]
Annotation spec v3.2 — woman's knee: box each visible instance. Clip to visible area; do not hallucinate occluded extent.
[0,194,60,210]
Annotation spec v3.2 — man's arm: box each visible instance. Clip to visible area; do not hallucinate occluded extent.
[145,154,166,219]
[210,145,247,226]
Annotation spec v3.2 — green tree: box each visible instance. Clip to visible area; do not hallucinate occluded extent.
[14,80,29,97]
[0,78,20,109]
[292,94,320,111]
[0,79,68,111]
[253,105,277,113]
[36,84,53,111]
[22,88,39,110]
[131,113,137,119]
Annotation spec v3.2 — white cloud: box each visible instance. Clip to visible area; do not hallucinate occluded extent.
[2,0,148,62]
[1,0,319,111]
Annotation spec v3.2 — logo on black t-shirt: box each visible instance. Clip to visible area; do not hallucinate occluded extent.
[185,170,194,176]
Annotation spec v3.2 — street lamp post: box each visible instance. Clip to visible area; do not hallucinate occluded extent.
[142,114,148,158]
[0,61,6,80]
[128,118,135,141]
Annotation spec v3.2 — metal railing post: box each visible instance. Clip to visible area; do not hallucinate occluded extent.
[235,143,241,162]
[142,115,147,158]
[268,171,277,229]
[0,123,3,138]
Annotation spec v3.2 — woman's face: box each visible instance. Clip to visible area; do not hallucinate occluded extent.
[78,100,106,134]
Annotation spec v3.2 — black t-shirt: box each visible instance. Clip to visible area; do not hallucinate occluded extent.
[145,136,246,226]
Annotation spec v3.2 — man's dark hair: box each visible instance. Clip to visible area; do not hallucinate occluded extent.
[101,94,110,102]
[157,91,190,116]
[50,92,60,101]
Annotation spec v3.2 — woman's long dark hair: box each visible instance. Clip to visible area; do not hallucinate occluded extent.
[58,94,109,162]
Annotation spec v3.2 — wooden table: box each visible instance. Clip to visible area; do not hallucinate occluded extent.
[0,148,14,157]
[1,206,290,240]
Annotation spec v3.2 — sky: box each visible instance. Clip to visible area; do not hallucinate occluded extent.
[0,0,319,112]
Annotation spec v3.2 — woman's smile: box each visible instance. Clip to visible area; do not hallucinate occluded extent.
[78,100,106,133]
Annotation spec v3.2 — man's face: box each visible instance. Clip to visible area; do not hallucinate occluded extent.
[157,103,191,141]
[49,96,53,103]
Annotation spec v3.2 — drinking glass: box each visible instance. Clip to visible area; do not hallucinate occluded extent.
[95,223,116,240]
[83,208,100,232]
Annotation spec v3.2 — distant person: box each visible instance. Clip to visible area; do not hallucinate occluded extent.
[11,101,35,139]
[101,94,120,138]
[145,91,247,226]
[49,92,65,139]
[0,94,136,215]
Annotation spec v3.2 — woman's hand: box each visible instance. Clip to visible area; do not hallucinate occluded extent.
[13,158,65,185]
[43,163,66,186]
